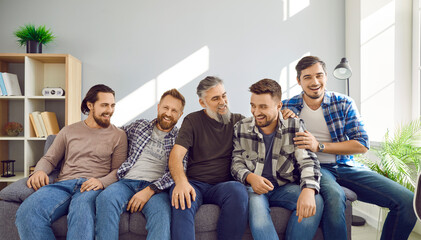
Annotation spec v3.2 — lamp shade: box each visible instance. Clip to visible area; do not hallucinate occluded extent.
[333,58,352,80]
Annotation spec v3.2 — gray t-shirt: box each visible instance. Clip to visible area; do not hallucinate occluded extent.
[124,126,167,182]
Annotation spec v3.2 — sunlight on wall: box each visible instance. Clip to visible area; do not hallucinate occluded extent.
[360,1,395,141]
[279,52,310,100]
[112,46,210,126]
[361,1,395,45]
[112,79,157,126]
[157,46,209,98]
[283,0,310,21]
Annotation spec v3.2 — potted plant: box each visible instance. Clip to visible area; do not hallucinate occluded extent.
[3,122,23,137]
[14,24,56,53]
[355,117,421,192]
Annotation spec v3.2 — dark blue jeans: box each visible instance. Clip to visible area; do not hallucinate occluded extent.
[320,164,416,240]
[170,180,248,240]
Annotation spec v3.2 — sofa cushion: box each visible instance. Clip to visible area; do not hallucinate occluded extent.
[0,171,60,203]
[0,178,34,202]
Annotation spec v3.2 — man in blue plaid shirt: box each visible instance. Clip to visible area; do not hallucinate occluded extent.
[95,89,186,240]
[282,56,416,240]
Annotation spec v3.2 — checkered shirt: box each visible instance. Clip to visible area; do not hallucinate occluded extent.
[231,116,321,192]
[282,91,369,166]
[117,118,187,192]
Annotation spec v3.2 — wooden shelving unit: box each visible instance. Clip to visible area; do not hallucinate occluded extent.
[0,53,81,183]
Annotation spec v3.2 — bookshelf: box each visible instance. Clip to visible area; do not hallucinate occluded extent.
[0,53,81,184]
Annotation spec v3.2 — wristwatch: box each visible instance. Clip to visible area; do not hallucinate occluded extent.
[318,143,325,152]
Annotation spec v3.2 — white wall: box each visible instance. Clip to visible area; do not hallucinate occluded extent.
[346,0,413,142]
[0,0,346,126]
[346,0,419,234]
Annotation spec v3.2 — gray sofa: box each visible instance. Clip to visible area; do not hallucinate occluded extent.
[0,135,357,240]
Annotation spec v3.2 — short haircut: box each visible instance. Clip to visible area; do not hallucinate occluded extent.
[160,88,186,110]
[81,84,115,115]
[296,56,327,79]
[196,76,223,99]
[249,78,282,100]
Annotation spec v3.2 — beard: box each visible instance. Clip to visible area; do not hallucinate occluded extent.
[93,111,112,128]
[303,85,324,99]
[254,114,274,128]
[157,113,177,130]
[205,103,231,125]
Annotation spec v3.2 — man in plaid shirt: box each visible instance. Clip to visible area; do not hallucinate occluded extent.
[282,56,416,240]
[231,79,323,240]
[95,89,186,240]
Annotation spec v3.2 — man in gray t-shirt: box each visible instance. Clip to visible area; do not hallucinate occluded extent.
[95,89,186,240]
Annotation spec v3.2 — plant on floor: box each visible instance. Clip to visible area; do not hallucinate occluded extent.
[355,117,421,192]
[14,24,55,47]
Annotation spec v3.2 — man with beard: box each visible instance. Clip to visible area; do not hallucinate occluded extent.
[16,84,128,240]
[95,89,186,240]
[169,76,248,240]
[231,79,323,240]
[282,56,416,240]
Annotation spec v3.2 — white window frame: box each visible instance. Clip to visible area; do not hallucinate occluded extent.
[413,0,421,119]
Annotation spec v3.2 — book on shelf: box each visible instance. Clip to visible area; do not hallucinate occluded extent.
[40,111,60,135]
[0,73,7,96]
[36,112,48,137]
[1,73,22,96]
[29,111,45,138]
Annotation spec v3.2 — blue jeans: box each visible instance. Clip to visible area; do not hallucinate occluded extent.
[320,164,416,240]
[170,180,248,240]
[15,178,102,240]
[95,179,171,240]
[248,183,323,240]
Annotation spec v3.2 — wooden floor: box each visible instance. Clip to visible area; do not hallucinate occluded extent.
[351,224,421,240]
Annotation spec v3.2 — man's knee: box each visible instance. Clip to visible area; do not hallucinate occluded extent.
[225,181,248,201]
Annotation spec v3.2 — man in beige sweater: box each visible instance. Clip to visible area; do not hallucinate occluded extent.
[15,84,128,240]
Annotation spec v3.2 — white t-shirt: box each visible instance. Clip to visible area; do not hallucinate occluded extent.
[299,101,336,164]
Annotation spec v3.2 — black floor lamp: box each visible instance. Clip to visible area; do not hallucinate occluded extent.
[333,58,352,96]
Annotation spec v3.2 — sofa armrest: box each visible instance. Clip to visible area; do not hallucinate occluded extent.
[342,186,357,202]
[0,170,60,203]
[0,178,34,203]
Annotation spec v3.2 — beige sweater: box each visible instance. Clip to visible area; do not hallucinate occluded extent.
[34,121,128,187]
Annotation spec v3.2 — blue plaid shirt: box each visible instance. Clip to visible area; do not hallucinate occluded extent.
[117,118,187,192]
[282,91,369,166]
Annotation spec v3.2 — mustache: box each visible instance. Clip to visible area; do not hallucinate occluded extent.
[160,114,174,121]
[101,112,113,117]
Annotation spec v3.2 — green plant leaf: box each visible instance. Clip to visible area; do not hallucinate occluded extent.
[355,117,421,192]
[13,24,56,46]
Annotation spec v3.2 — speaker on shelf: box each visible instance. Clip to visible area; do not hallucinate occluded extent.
[42,87,65,96]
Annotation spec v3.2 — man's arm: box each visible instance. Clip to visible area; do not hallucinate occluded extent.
[28,131,67,190]
[169,144,196,210]
[294,131,368,154]
[292,119,321,221]
[126,185,155,213]
[231,121,274,194]
[294,98,369,155]
[296,188,316,223]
